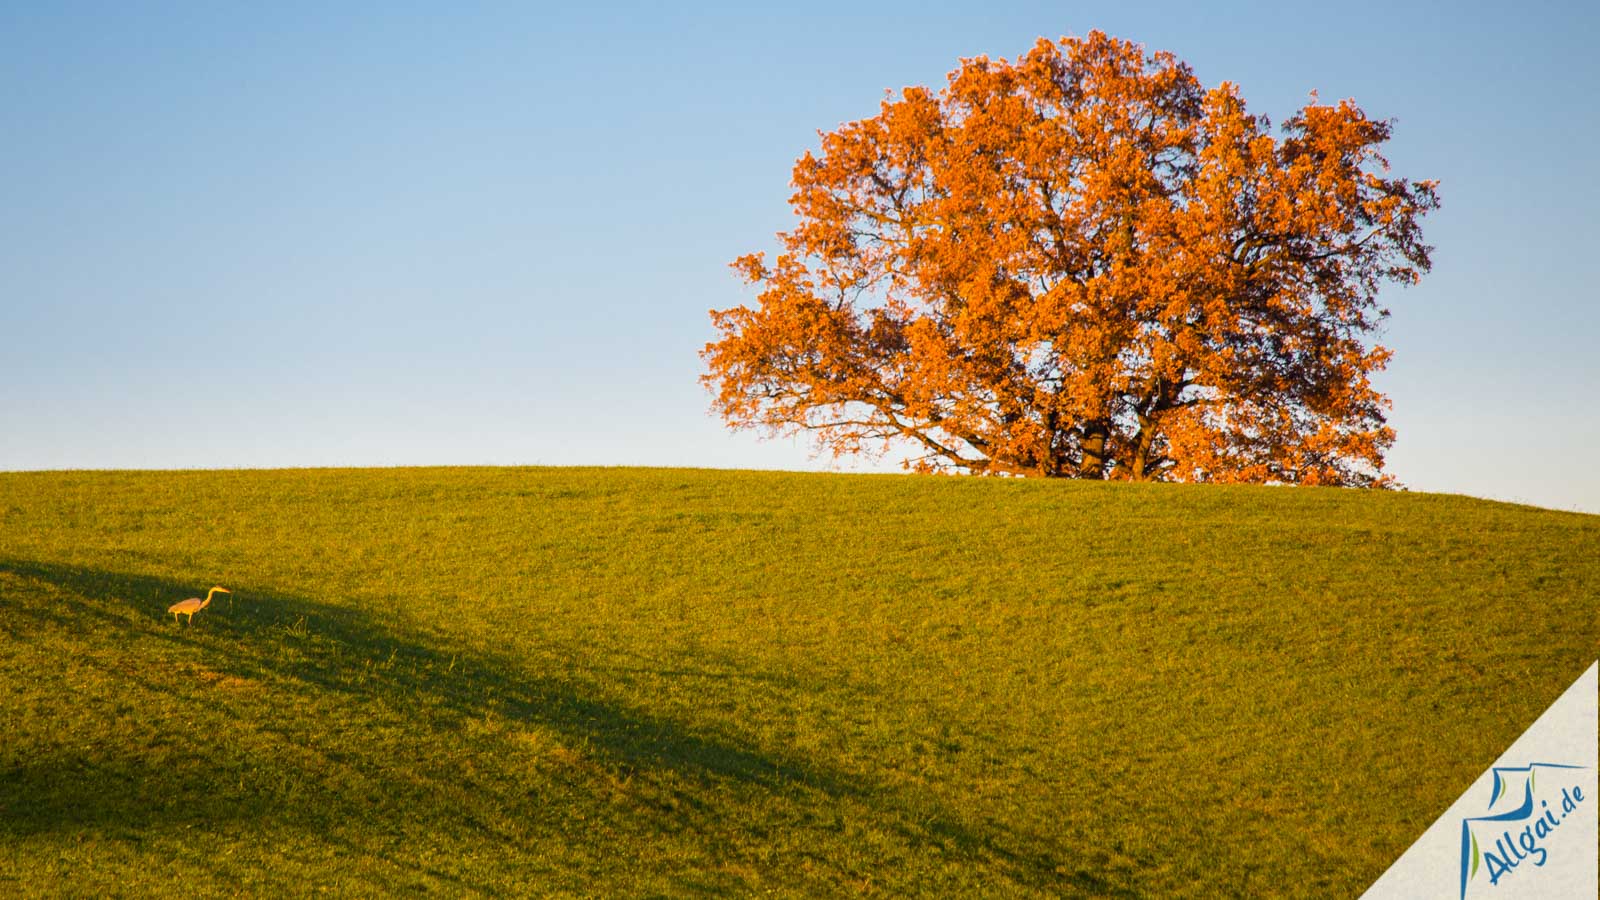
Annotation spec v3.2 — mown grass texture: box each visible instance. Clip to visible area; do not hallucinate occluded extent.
[1,467,1596,896]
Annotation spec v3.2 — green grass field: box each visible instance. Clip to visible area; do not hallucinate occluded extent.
[1,467,1596,896]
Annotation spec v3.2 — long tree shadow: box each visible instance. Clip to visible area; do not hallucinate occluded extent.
[0,557,849,794]
[0,556,1105,894]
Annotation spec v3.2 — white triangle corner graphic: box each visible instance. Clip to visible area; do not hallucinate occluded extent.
[1363,661,1598,899]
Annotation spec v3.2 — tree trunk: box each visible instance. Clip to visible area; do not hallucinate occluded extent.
[1080,424,1108,479]
[1128,413,1158,481]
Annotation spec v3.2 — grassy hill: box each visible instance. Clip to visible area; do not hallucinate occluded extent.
[1,467,1596,896]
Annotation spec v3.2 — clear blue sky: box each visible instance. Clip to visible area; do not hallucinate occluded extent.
[3,2,1597,512]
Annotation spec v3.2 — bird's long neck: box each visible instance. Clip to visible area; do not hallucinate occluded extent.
[202,588,220,609]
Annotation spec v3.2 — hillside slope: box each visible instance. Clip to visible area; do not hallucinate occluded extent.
[1,467,1596,896]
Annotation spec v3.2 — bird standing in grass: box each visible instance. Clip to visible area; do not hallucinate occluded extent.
[168,586,229,625]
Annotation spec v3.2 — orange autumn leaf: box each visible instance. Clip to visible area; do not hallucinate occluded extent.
[703,32,1438,486]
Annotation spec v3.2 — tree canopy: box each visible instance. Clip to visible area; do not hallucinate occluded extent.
[703,32,1438,485]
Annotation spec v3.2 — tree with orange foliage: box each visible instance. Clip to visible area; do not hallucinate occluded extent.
[703,32,1438,485]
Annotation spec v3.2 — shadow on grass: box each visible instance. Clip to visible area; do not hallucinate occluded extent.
[0,557,845,788]
[0,557,1111,894]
